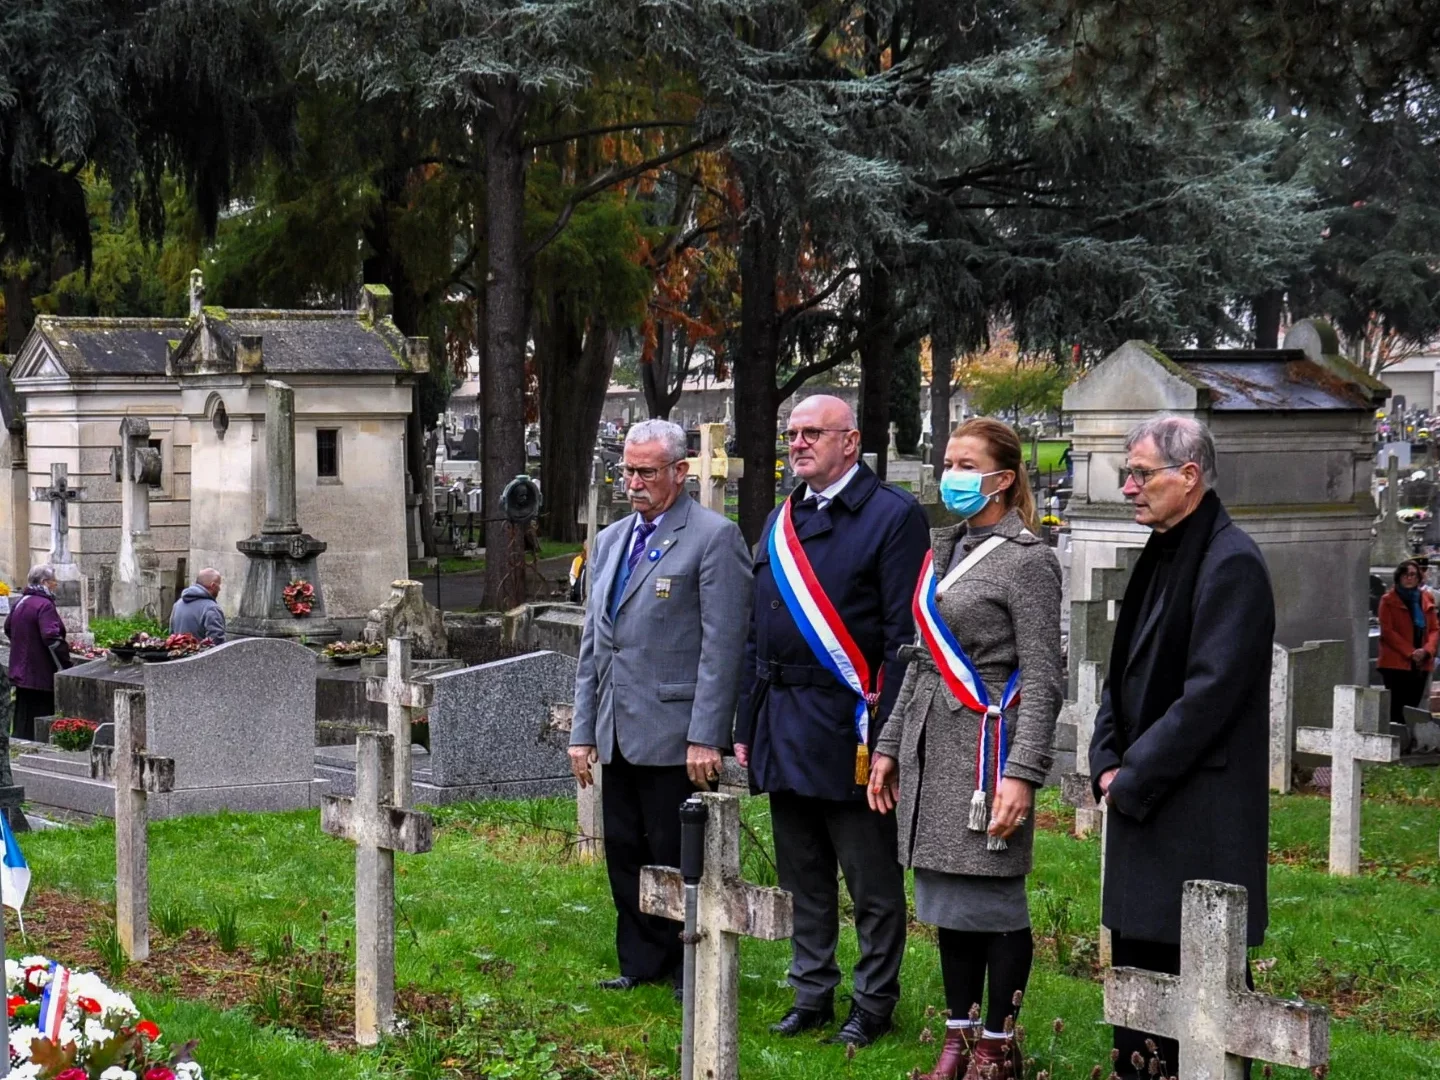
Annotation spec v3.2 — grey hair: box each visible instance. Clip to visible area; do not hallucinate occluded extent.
[1125,415,1218,487]
[625,419,688,462]
[27,563,55,587]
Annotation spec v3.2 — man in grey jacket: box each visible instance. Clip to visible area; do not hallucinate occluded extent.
[169,568,226,642]
[571,419,753,993]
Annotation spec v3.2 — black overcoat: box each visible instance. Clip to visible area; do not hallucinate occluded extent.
[735,463,931,801]
[1089,502,1275,946]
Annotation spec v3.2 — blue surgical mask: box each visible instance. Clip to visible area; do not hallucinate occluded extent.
[940,470,1001,518]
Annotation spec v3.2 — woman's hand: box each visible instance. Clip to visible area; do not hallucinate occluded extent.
[867,753,900,814]
[987,777,1035,841]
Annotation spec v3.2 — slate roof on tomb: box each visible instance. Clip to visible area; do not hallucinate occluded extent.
[213,310,410,373]
[18,318,176,377]
[1167,349,1380,411]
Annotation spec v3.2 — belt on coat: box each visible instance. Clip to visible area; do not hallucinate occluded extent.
[755,658,845,689]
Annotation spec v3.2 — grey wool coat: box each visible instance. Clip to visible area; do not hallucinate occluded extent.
[875,509,1063,877]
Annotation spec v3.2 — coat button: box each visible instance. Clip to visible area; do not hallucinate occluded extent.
[771,600,779,609]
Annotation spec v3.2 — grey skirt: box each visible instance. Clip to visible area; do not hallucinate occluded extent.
[914,867,1030,933]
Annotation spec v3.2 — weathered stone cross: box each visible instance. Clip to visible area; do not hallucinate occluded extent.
[365,635,433,809]
[110,417,164,618]
[1105,879,1329,1080]
[1295,684,1400,876]
[90,688,175,961]
[321,730,433,1045]
[544,701,603,861]
[1058,659,1104,838]
[684,422,743,515]
[1268,639,1345,794]
[32,462,82,565]
[640,792,792,1080]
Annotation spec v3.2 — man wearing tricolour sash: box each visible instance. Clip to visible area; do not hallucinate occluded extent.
[734,395,929,1048]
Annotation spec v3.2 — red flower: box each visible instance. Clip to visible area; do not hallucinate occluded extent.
[144,1068,177,1080]
[24,965,47,989]
[137,1019,161,1040]
[76,995,102,1014]
[6,994,24,1016]
[56,1070,87,1080]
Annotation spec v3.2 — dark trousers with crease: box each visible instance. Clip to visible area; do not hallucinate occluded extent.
[771,790,906,1018]
[601,748,696,982]
[1111,934,1253,1079]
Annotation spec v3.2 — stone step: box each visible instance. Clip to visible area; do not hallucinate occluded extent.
[14,750,94,779]
[11,764,115,818]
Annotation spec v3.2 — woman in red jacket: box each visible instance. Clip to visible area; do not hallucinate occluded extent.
[1378,559,1440,726]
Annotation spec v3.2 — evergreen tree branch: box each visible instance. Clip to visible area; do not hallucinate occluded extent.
[779,267,859,325]
[524,119,696,150]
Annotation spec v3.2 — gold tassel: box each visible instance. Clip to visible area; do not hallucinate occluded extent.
[854,743,870,786]
[968,789,988,831]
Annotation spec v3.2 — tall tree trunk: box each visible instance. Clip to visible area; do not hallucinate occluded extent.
[930,326,955,479]
[857,265,894,479]
[736,182,782,547]
[482,79,532,611]
[642,322,673,419]
[1252,290,1284,349]
[3,260,34,354]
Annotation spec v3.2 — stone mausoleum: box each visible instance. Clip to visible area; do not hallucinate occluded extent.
[0,277,425,619]
[1062,319,1386,681]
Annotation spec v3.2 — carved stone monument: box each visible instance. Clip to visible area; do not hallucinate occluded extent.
[109,417,164,618]
[32,462,89,639]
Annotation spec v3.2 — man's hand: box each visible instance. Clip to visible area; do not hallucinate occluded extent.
[1098,766,1119,806]
[733,743,749,767]
[867,753,899,814]
[687,744,723,788]
[568,744,598,788]
[1414,648,1429,665]
[987,777,1035,841]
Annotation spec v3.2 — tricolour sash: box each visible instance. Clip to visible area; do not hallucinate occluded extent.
[768,497,879,784]
[912,539,1022,850]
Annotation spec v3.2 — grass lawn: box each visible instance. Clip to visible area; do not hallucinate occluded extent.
[10,765,1440,1077]
[1032,439,1070,477]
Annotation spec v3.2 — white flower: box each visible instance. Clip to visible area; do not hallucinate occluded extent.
[99,1069,136,1080]
[6,1062,43,1079]
[175,1064,204,1080]
[9,1024,40,1061]
[83,1018,113,1043]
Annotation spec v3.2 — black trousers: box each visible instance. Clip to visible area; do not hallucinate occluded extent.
[601,750,696,981]
[1381,667,1429,727]
[771,791,907,1017]
[12,687,53,742]
[1111,934,1253,1079]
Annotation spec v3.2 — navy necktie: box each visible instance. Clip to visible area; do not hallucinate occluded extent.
[627,521,657,574]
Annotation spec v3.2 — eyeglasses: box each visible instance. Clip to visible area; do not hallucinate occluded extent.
[1120,464,1184,487]
[782,427,851,446]
[621,460,680,482]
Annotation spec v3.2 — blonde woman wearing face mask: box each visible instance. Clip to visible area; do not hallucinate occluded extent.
[870,418,1062,1079]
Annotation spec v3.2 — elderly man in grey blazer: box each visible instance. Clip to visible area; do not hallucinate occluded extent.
[571,418,753,994]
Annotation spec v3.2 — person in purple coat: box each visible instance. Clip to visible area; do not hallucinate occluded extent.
[4,564,72,740]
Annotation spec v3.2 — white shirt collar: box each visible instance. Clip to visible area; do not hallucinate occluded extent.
[804,462,861,507]
[629,510,665,541]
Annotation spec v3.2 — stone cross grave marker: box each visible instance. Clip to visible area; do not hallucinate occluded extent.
[33,461,89,637]
[90,688,175,961]
[321,730,433,1045]
[684,422,743,515]
[640,792,793,1080]
[1372,454,1411,568]
[1105,879,1329,1080]
[1059,659,1105,838]
[1295,685,1400,875]
[1268,639,1345,793]
[365,635,433,809]
[110,417,164,618]
[544,700,603,861]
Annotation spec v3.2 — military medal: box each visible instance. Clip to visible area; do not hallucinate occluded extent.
[655,577,672,599]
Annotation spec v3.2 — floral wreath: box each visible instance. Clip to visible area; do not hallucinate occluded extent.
[281,579,315,618]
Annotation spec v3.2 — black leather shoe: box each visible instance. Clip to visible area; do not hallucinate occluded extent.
[769,1003,834,1036]
[826,1001,892,1047]
[597,975,647,991]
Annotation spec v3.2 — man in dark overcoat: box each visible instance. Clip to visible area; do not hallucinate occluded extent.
[1089,415,1275,1079]
[734,394,930,1047]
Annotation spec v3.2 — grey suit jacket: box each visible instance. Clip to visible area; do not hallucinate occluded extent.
[571,494,754,767]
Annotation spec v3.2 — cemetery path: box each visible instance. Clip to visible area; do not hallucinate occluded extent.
[419,554,575,610]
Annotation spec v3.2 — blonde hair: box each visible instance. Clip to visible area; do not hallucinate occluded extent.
[949,418,1038,530]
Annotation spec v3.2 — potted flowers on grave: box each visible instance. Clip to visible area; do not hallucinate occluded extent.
[282,579,315,618]
[6,955,204,1079]
[412,713,430,751]
[49,719,100,753]
[320,640,383,666]
[66,642,107,662]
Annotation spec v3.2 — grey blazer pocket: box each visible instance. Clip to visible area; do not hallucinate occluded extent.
[657,681,697,701]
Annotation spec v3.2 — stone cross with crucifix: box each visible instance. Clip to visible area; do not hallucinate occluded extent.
[684,422,743,515]
[33,461,82,566]
[110,417,164,618]
[1105,879,1329,1080]
[321,729,433,1045]
[640,792,792,1080]
[90,688,175,962]
[365,635,433,809]
[1295,684,1400,876]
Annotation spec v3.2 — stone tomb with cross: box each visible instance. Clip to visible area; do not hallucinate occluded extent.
[90,687,175,961]
[684,422,743,515]
[1295,684,1400,876]
[32,461,89,638]
[640,793,793,1080]
[1105,879,1329,1080]
[109,416,164,619]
